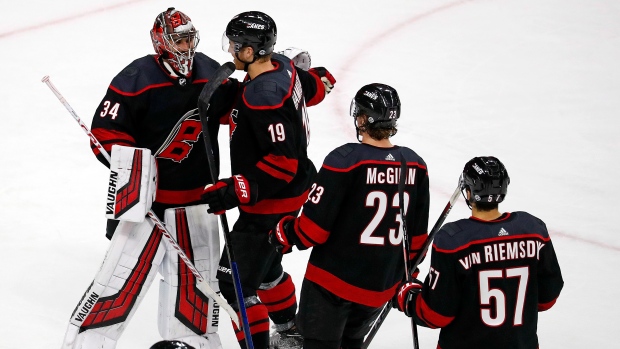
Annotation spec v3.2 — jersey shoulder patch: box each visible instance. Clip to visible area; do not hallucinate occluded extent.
[242,57,295,109]
[110,55,170,95]
[192,53,222,81]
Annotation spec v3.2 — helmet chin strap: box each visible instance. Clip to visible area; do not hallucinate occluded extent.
[235,52,258,72]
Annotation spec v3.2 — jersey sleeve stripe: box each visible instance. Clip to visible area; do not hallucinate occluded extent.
[155,187,204,205]
[91,128,136,154]
[415,294,454,328]
[538,298,557,311]
[294,214,330,248]
[239,190,309,215]
[256,156,298,182]
[305,71,325,107]
[304,263,399,308]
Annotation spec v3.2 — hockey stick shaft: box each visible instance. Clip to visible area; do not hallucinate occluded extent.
[197,62,255,349]
[397,157,420,349]
[41,75,240,327]
[362,183,461,349]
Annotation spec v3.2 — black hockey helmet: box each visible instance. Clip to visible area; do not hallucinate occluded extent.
[460,156,510,207]
[223,11,277,57]
[150,340,195,349]
[350,83,401,129]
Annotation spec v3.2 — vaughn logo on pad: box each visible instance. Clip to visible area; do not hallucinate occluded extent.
[106,145,157,222]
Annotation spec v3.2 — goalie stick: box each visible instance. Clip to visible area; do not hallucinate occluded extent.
[41,75,240,328]
[362,182,461,349]
[196,62,255,349]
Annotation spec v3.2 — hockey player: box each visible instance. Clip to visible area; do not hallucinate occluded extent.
[200,11,336,349]
[269,83,430,349]
[60,8,224,349]
[396,156,564,349]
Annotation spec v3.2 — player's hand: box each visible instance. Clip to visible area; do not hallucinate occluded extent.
[309,67,336,95]
[268,216,295,254]
[395,279,423,316]
[202,175,252,214]
[278,47,311,71]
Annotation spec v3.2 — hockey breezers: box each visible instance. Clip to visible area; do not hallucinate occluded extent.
[41,75,240,328]
[362,181,462,349]
[197,62,255,349]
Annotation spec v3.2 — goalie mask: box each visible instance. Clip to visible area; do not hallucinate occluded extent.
[151,7,200,77]
[460,156,510,208]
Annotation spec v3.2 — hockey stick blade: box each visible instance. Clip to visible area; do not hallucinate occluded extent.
[197,63,256,349]
[362,184,461,349]
[42,75,240,327]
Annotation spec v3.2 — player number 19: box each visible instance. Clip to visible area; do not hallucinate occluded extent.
[268,123,286,142]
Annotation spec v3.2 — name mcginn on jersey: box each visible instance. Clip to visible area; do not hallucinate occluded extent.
[366,167,416,185]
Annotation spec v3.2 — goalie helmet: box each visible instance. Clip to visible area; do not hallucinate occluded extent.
[350,83,401,129]
[223,11,277,57]
[150,7,200,76]
[150,340,195,349]
[460,156,510,207]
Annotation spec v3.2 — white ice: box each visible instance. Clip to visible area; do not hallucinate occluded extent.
[1,0,618,348]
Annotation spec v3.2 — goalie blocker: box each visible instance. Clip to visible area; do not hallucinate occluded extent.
[106,145,157,222]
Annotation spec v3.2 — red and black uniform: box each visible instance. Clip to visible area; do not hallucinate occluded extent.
[91,53,221,223]
[410,212,563,349]
[288,143,430,348]
[207,54,327,348]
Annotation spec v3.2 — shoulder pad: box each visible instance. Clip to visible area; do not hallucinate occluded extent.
[242,58,295,108]
[109,55,172,95]
[321,144,364,171]
[192,53,222,81]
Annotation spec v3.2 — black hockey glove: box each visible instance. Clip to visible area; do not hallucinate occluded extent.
[269,216,296,254]
[395,279,423,317]
[202,175,254,214]
[309,67,336,95]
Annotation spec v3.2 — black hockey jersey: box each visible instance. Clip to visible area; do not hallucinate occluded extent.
[411,212,564,349]
[207,54,327,222]
[290,143,430,307]
[90,53,221,216]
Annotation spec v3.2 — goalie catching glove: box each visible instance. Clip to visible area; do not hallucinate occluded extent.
[278,47,312,71]
[395,279,423,317]
[309,67,336,95]
[202,174,255,214]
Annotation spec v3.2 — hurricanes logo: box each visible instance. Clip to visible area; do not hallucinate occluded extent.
[229,109,239,139]
[156,109,202,163]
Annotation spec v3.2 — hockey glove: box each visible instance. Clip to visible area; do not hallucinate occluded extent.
[278,47,311,71]
[269,216,296,254]
[309,67,336,95]
[395,279,423,317]
[202,174,253,215]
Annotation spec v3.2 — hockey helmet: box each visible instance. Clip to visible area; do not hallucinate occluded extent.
[460,156,510,207]
[149,340,195,349]
[222,11,277,57]
[350,83,401,129]
[150,8,200,76]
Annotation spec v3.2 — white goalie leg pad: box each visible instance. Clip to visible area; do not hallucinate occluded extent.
[106,145,157,223]
[61,219,166,349]
[158,204,221,347]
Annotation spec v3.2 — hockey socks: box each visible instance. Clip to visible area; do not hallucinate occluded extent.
[257,272,297,329]
[232,303,270,349]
